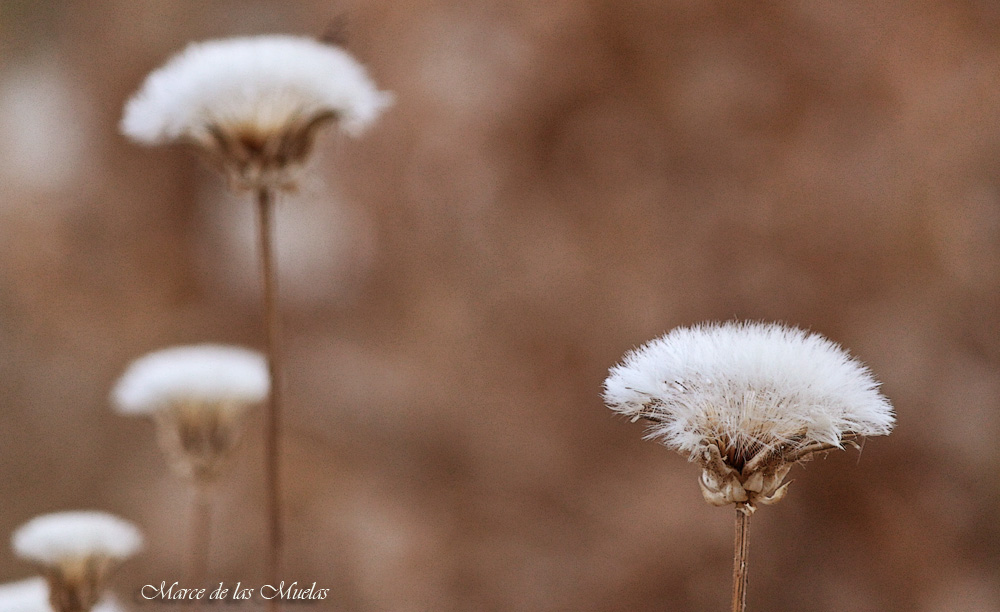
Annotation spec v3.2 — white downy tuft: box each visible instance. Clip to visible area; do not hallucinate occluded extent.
[112,344,269,415]
[11,512,143,566]
[121,35,392,143]
[604,321,894,457]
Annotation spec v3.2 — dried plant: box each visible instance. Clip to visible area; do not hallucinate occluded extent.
[11,513,142,612]
[0,578,123,612]
[603,321,894,612]
[120,36,391,601]
[113,344,269,483]
[120,35,391,191]
[113,344,268,592]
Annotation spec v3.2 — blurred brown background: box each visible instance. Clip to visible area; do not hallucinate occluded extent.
[1,1,998,610]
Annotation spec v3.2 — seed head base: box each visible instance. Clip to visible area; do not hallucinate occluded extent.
[42,556,116,612]
[194,111,336,192]
[154,399,251,484]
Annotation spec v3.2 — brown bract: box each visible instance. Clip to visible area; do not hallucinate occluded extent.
[43,556,116,612]
[193,110,337,192]
[153,400,252,484]
[694,437,852,513]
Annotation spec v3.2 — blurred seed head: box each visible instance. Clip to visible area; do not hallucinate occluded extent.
[120,35,392,191]
[11,512,142,612]
[0,577,124,612]
[112,344,269,482]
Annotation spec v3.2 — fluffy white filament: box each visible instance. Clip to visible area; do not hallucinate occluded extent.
[603,321,894,459]
[11,512,143,566]
[0,578,122,612]
[121,35,392,143]
[112,344,269,414]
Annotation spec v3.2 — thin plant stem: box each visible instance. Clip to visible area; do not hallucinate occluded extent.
[732,505,751,612]
[189,483,213,612]
[256,185,283,612]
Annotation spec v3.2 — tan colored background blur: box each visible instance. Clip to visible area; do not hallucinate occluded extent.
[1,1,998,610]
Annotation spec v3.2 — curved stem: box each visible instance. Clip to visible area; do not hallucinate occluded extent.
[256,186,283,612]
[732,505,751,612]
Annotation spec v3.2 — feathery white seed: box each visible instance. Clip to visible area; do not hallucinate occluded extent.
[112,344,269,415]
[121,35,392,144]
[603,321,894,458]
[11,512,143,566]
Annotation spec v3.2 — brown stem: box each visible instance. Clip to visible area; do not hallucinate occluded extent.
[732,505,751,612]
[189,484,212,612]
[256,186,283,612]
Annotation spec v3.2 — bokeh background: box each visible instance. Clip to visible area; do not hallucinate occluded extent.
[2,1,999,610]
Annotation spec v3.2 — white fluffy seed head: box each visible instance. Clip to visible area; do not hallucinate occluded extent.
[11,512,143,566]
[603,321,894,460]
[112,344,269,415]
[121,35,392,144]
[0,578,123,612]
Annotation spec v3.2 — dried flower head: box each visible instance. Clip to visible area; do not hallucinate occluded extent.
[11,512,142,612]
[121,35,393,190]
[112,344,269,482]
[603,321,894,512]
[0,578,123,612]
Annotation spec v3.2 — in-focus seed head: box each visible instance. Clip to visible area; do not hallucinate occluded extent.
[603,321,894,510]
[112,344,269,481]
[11,512,142,612]
[121,35,393,190]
